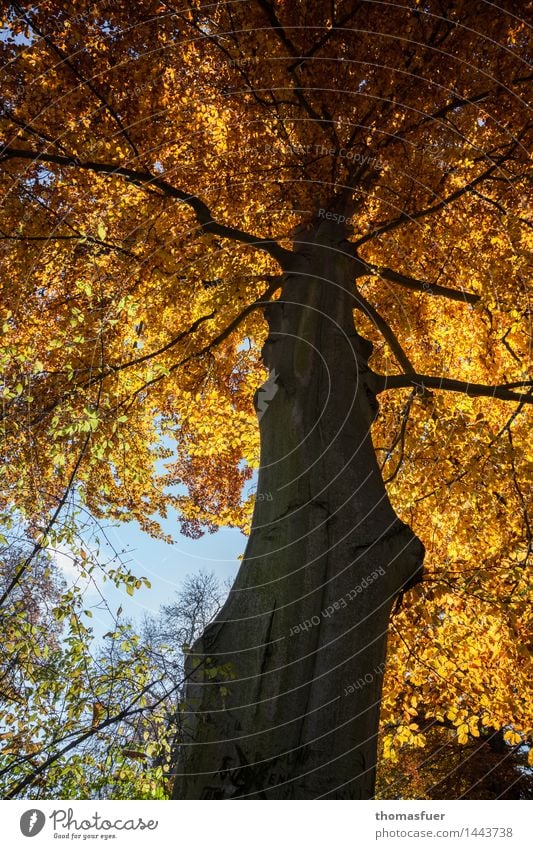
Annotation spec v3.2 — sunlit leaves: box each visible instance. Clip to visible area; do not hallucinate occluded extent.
[0,0,531,795]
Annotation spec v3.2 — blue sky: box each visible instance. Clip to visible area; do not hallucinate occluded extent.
[50,439,258,636]
[53,508,245,637]
[105,516,243,615]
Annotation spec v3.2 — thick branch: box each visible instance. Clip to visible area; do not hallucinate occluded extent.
[363,263,480,304]
[380,390,416,485]
[352,287,417,373]
[376,373,533,404]
[0,146,293,266]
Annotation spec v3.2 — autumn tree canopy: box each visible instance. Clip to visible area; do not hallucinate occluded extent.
[0,0,531,798]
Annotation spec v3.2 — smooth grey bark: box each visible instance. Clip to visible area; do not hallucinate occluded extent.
[172,219,424,799]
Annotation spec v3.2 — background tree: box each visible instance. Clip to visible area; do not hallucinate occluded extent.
[0,539,164,798]
[1,525,222,799]
[0,543,66,751]
[0,0,531,798]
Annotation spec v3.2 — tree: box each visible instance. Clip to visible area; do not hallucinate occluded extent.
[0,543,65,731]
[0,1,531,799]
[0,557,224,800]
[0,533,164,800]
[139,570,227,777]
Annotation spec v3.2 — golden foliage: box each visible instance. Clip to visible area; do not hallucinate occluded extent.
[0,0,531,771]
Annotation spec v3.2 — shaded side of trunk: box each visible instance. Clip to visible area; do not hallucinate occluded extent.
[172,220,424,799]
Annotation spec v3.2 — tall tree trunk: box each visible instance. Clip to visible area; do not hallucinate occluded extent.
[172,219,424,799]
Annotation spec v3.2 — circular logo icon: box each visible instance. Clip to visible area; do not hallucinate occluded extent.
[20,810,46,837]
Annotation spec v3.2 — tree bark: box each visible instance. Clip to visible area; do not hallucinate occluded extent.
[172,218,424,799]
